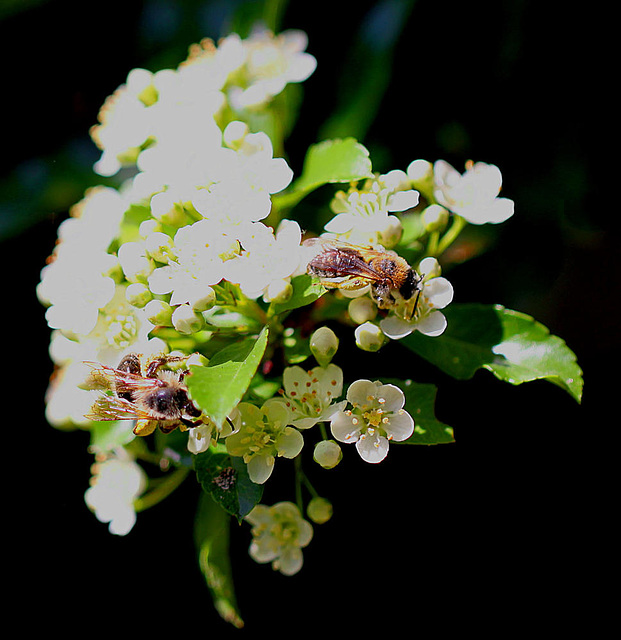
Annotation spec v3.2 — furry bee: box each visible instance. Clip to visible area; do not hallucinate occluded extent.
[84,353,203,436]
[303,237,423,310]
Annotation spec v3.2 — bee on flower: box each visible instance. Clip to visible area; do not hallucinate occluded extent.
[330,379,415,463]
[379,256,454,339]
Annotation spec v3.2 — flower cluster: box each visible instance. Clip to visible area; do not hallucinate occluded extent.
[37,26,519,612]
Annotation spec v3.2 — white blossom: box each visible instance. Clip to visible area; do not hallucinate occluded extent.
[84,448,147,536]
[245,501,313,575]
[433,160,514,225]
[330,379,414,463]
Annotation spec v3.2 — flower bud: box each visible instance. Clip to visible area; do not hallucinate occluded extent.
[144,231,174,263]
[190,287,216,313]
[378,214,403,248]
[309,326,339,367]
[265,279,293,304]
[422,204,449,232]
[406,159,434,200]
[172,303,205,334]
[307,497,333,524]
[348,296,377,324]
[354,321,386,352]
[117,242,154,283]
[313,439,342,469]
[125,282,153,308]
[144,299,173,326]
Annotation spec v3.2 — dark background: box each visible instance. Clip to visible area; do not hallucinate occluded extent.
[2,0,610,634]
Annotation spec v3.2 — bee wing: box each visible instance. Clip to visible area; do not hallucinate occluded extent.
[85,394,152,421]
[304,238,387,280]
[83,361,164,394]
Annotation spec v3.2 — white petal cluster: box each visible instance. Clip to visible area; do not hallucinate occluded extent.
[84,448,147,536]
[325,170,419,247]
[330,380,414,463]
[432,160,515,225]
[245,501,313,575]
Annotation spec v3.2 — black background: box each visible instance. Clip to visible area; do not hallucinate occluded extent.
[2,0,611,634]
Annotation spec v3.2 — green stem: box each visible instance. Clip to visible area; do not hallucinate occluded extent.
[434,215,467,257]
[134,467,190,512]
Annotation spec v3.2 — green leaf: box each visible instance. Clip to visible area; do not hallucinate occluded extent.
[268,273,326,316]
[194,492,244,629]
[186,326,269,427]
[402,304,583,402]
[194,447,263,521]
[273,138,374,209]
[383,379,454,445]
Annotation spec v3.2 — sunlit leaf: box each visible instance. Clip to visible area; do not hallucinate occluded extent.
[186,326,269,427]
[402,304,583,402]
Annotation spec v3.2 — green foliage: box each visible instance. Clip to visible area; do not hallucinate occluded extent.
[186,326,269,428]
[403,304,583,402]
[273,137,374,210]
[194,492,245,629]
[194,446,263,521]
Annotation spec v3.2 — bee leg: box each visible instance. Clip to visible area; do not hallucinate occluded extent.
[145,354,190,378]
[371,282,395,309]
[133,419,159,437]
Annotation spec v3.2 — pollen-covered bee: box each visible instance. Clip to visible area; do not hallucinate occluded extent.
[303,237,423,311]
[84,353,203,437]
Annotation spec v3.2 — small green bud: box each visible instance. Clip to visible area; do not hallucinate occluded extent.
[125,282,153,308]
[144,299,173,326]
[309,326,339,366]
[313,439,342,469]
[307,497,333,524]
[172,303,205,334]
[354,321,386,352]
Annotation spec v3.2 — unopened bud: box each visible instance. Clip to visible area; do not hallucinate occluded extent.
[144,299,173,326]
[348,297,377,325]
[125,282,153,308]
[422,204,449,232]
[307,497,333,524]
[313,439,342,469]
[354,322,386,352]
[309,326,339,366]
[172,304,205,334]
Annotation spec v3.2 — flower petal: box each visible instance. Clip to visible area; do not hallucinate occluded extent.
[355,431,389,463]
[330,411,360,443]
[417,310,447,337]
[247,454,275,484]
[385,410,415,442]
[276,426,304,458]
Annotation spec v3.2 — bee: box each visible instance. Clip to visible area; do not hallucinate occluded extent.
[84,353,204,436]
[303,237,423,311]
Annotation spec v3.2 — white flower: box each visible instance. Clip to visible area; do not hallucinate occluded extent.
[325,172,419,247]
[273,364,347,430]
[91,68,161,176]
[223,219,304,301]
[245,501,313,576]
[433,160,514,225]
[228,29,317,109]
[330,379,414,464]
[379,257,454,340]
[148,219,236,307]
[225,400,303,484]
[84,448,147,536]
